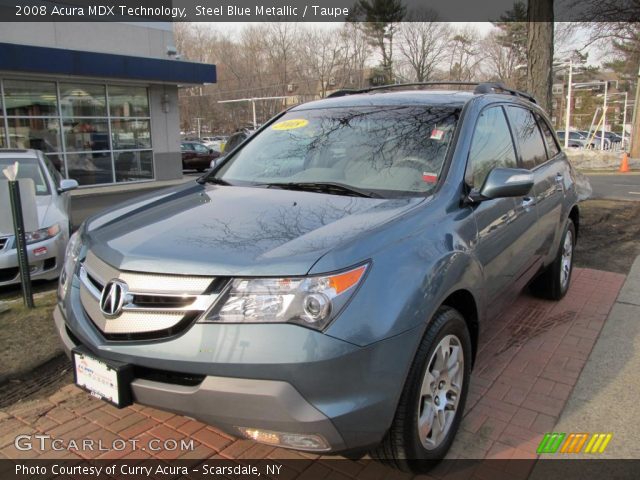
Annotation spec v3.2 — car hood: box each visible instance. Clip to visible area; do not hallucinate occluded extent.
[0,195,52,236]
[86,182,423,276]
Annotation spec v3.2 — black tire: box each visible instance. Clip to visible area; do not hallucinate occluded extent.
[530,219,576,300]
[372,306,472,472]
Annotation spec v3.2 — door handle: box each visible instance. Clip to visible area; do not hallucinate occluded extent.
[522,197,536,208]
[555,173,564,183]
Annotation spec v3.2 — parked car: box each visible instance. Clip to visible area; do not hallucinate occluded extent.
[0,149,77,286]
[55,83,579,470]
[556,130,595,148]
[577,130,612,150]
[180,141,221,172]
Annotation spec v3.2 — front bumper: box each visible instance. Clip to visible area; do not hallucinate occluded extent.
[0,234,65,286]
[54,280,420,453]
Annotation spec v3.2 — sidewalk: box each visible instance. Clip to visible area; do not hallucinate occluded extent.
[533,255,640,462]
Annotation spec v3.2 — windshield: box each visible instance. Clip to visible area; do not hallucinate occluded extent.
[0,157,50,195]
[215,106,459,197]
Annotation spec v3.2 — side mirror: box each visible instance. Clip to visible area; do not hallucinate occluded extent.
[467,167,534,203]
[58,178,79,193]
[209,149,214,154]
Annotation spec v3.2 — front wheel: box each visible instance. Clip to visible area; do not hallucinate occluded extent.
[372,307,472,471]
[530,219,575,300]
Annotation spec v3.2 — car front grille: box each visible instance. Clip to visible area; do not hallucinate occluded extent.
[0,267,19,282]
[78,251,225,340]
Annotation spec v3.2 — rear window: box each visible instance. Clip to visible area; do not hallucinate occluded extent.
[0,157,50,195]
[507,106,548,169]
[536,114,560,158]
[217,106,460,197]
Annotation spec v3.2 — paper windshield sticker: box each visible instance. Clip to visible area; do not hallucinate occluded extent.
[272,119,309,131]
[422,172,438,183]
[430,129,445,140]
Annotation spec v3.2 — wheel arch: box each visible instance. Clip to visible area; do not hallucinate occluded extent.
[441,289,479,367]
[569,204,580,241]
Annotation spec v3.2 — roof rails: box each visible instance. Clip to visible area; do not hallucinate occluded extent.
[326,81,537,104]
[327,82,479,98]
[473,82,538,104]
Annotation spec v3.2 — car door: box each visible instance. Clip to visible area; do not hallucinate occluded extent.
[535,112,570,262]
[506,106,565,281]
[503,105,548,288]
[466,105,527,316]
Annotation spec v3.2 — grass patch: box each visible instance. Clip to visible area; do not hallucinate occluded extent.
[0,291,62,382]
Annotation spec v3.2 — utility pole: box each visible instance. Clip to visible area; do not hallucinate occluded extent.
[601,81,608,151]
[631,65,640,158]
[564,59,573,149]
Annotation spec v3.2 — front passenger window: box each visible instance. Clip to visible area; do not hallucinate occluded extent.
[467,107,517,189]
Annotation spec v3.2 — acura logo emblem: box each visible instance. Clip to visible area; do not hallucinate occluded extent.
[99,279,128,317]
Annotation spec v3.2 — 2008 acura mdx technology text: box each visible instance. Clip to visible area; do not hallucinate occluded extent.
[55,83,579,470]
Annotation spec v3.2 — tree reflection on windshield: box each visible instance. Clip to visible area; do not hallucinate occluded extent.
[217,105,460,197]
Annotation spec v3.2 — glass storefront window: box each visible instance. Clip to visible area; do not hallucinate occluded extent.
[7,117,62,152]
[109,86,149,117]
[1,79,154,185]
[63,118,110,152]
[66,152,114,186]
[111,119,151,149]
[115,150,153,182]
[4,79,58,116]
[59,83,107,117]
[45,153,64,174]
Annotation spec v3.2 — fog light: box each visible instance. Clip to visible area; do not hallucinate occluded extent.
[237,427,330,451]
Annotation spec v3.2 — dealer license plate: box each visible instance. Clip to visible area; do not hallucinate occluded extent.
[72,349,133,408]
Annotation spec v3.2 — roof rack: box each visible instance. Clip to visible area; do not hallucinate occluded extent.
[327,82,479,98]
[326,81,537,104]
[473,82,538,104]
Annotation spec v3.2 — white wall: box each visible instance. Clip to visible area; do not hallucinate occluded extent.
[0,22,175,59]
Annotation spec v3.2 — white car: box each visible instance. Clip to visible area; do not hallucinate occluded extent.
[0,149,77,286]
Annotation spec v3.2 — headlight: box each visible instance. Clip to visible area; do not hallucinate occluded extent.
[58,228,84,299]
[203,264,368,330]
[25,223,60,244]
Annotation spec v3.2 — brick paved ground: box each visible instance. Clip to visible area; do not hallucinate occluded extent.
[0,268,626,479]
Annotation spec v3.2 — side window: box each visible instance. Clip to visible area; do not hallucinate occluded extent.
[507,106,548,169]
[194,144,208,153]
[467,106,517,188]
[536,114,560,158]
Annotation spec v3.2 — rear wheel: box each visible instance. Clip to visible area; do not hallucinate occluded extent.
[372,307,472,472]
[530,219,575,300]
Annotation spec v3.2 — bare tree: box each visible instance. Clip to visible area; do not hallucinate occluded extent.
[397,9,450,82]
[339,23,372,89]
[526,0,554,113]
[447,26,482,82]
[298,27,347,97]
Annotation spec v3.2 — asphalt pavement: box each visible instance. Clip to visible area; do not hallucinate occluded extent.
[587,173,640,202]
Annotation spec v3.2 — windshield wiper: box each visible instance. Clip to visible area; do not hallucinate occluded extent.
[197,175,231,186]
[261,181,379,198]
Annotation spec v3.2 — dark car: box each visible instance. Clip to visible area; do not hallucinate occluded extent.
[180,141,221,172]
[56,83,579,470]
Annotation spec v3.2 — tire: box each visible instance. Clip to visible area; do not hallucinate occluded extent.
[530,219,575,300]
[372,306,472,472]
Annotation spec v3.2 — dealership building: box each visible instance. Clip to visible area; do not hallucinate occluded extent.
[0,22,215,186]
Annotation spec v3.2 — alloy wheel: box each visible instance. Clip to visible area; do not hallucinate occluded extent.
[417,334,464,450]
